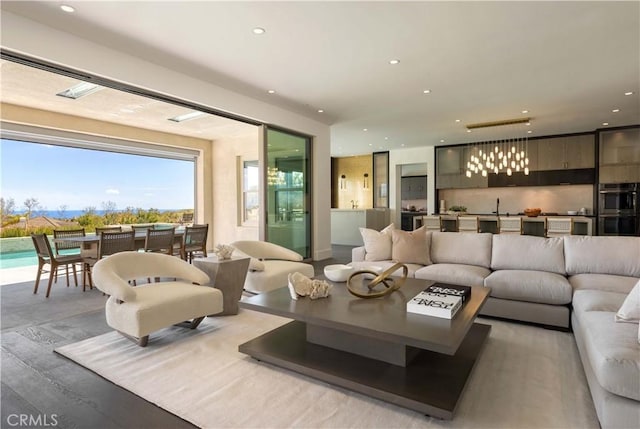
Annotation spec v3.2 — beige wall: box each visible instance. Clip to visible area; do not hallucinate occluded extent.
[211,131,261,245]
[332,155,373,209]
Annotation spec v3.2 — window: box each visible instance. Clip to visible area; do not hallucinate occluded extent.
[242,160,259,225]
[0,136,196,224]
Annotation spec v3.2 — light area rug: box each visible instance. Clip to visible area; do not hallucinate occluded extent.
[55,310,599,429]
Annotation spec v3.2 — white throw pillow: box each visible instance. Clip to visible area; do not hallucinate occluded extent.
[360,224,395,261]
[615,281,640,323]
[391,226,431,265]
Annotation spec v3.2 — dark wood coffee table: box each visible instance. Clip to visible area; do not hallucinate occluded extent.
[238,277,491,419]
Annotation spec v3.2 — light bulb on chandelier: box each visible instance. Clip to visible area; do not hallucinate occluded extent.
[463,117,531,178]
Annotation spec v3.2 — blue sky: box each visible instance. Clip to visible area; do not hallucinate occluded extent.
[0,139,194,212]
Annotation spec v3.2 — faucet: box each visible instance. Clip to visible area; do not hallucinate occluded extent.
[492,198,500,217]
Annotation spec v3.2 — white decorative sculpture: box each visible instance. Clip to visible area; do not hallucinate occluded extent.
[287,272,332,300]
[213,244,234,260]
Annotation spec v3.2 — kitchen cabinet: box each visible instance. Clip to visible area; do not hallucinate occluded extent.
[436,146,487,189]
[536,134,595,171]
[599,127,640,183]
[401,176,427,200]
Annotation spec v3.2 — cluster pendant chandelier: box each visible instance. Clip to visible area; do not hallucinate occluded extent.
[465,117,531,178]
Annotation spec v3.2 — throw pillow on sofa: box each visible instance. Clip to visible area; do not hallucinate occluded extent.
[391,226,431,265]
[360,224,395,261]
[616,280,640,323]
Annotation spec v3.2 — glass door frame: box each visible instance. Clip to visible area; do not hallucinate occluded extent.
[260,125,313,260]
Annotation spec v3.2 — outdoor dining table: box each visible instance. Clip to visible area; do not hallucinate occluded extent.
[53,229,185,289]
[53,229,185,258]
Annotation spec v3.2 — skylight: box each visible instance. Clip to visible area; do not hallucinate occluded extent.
[168,111,207,122]
[56,82,104,99]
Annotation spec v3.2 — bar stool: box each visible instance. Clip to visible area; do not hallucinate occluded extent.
[458,216,479,233]
[547,217,573,237]
[499,217,522,234]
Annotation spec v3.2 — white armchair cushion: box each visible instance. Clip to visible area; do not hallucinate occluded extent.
[231,241,303,262]
[616,281,640,324]
[106,282,222,338]
[360,223,395,261]
[93,251,210,302]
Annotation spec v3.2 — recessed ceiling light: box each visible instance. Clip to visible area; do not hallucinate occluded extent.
[624,91,634,96]
[60,5,75,13]
[363,128,368,132]
[423,89,431,94]
[440,139,445,143]
[168,111,207,122]
[317,109,324,113]
[401,144,405,147]
[384,137,389,140]
[612,109,620,113]
[389,59,400,65]
[56,82,103,99]
[526,122,531,126]
[527,130,533,134]
[253,27,266,34]
[455,119,461,123]
[368,143,373,146]
[267,89,275,94]
[467,129,472,133]
[522,110,529,114]
[602,122,609,126]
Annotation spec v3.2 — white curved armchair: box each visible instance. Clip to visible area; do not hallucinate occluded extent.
[230,241,314,294]
[92,251,223,346]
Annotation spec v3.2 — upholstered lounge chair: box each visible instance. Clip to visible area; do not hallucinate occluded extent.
[92,251,222,346]
[230,240,314,294]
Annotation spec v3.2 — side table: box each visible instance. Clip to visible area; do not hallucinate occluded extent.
[194,256,250,315]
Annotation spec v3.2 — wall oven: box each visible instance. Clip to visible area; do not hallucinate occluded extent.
[598,183,640,236]
[599,183,637,215]
[598,215,638,236]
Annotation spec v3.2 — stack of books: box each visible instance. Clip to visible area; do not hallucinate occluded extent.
[406,283,471,319]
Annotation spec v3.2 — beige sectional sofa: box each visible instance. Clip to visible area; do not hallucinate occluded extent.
[350,228,640,428]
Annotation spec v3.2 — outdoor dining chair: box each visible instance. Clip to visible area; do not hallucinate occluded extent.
[84,230,136,288]
[143,227,177,282]
[132,224,156,233]
[95,226,123,235]
[181,224,208,263]
[52,228,85,287]
[144,227,176,255]
[31,233,85,298]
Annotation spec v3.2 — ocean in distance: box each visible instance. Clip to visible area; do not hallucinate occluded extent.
[36,209,184,219]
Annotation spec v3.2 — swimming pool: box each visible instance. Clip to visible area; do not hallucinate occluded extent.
[0,250,38,269]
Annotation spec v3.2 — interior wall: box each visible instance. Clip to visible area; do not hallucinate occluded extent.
[211,131,260,245]
[332,155,373,209]
[1,11,332,260]
[389,147,436,226]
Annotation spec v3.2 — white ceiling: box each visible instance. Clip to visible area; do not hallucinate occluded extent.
[1,1,639,156]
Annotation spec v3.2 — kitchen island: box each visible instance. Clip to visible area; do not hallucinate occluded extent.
[331,208,390,245]
[414,214,594,236]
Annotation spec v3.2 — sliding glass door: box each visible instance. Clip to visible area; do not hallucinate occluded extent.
[263,127,312,259]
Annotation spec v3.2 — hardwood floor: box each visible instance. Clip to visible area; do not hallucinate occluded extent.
[0,245,354,429]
